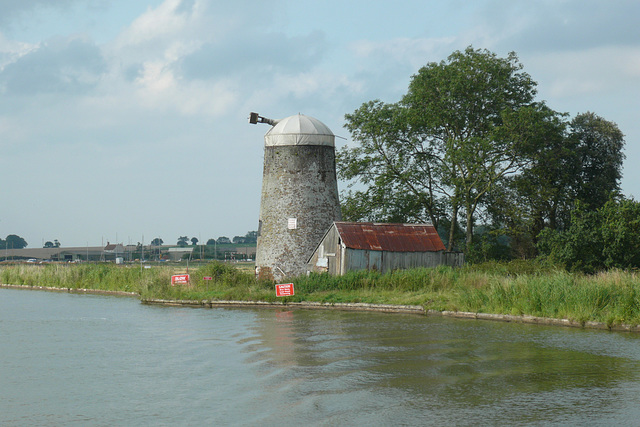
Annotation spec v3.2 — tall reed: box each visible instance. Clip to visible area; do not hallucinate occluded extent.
[1,263,173,293]
[3,261,640,325]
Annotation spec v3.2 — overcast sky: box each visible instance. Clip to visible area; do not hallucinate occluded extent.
[1,0,638,248]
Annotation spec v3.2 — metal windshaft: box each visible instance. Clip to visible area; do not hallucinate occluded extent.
[248,112,277,126]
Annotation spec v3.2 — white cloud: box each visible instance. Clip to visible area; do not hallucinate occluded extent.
[0,33,36,69]
[133,69,239,117]
[135,60,176,93]
[476,0,640,54]
[117,0,192,47]
[349,37,456,69]
[0,35,106,95]
[0,0,80,27]
[525,46,640,100]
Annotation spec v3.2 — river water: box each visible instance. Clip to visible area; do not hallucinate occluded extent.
[2,288,640,426]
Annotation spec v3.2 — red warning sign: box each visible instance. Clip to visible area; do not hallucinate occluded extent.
[275,283,294,297]
[171,274,190,285]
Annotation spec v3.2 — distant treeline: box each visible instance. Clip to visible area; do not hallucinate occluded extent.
[0,235,28,250]
[148,231,257,248]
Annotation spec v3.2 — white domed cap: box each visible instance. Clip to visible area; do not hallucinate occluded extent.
[264,114,335,147]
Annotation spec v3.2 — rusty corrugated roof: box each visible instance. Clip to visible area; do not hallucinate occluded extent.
[335,222,445,252]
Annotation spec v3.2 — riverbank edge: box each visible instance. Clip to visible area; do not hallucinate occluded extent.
[4,283,639,333]
[140,297,640,333]
[0,283,138,297]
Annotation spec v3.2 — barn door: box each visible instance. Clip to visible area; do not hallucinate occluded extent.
[368,250,382,272]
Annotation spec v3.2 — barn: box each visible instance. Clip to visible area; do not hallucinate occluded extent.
[307,222,464,275]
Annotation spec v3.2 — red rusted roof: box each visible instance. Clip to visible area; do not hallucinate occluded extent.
[335,222,445,252]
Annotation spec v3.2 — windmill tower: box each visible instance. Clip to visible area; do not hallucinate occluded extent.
[250,112,341,281]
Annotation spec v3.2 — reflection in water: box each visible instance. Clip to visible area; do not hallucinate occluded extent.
[2,289,640,426]
[247,309,640,426]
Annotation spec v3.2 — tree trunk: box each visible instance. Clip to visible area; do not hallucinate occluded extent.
[465,210,473,253]
[549,200,558,230]
[531,210,545,245]
[447,204,458,251]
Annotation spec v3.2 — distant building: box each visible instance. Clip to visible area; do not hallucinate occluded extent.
[1,243,254,263]
[103,243,125,253]
[307,222,464,275]
[168,247,194,262]
[1,246,108,262]
[234,245,257,260]
[102,242,126,261]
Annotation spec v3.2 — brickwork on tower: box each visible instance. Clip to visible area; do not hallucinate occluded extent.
[254,114,341,282]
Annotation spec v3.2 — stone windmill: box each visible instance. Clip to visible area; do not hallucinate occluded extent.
[249,112,341,281]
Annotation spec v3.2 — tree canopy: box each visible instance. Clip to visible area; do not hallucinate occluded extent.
[538,198,640,273]
[232,231,258,244]
[339,46,626,262]
[1,234,28,249]
[570,112,625,209]
[340,47,540,251]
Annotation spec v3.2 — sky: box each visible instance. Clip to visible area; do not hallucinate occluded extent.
[1,0,639,248]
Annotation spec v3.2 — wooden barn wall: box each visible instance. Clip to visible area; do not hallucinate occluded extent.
[344,249,382,273]
[343,249,464,274]
[307,226,343,276]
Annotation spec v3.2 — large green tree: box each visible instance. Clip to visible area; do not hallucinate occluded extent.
[538,198,640,273]
[339,100,445,226]
[489,111,625,258]
[3,234,27,249]
[484,106,570,256]
[339,47,539,251]
[570,112,625,209]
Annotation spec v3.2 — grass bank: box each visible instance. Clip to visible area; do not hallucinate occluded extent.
[0,263,172,293]
[2,261,640,327]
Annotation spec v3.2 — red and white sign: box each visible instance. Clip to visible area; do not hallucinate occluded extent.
[203,276,212,281]
[171,274,190,285]
[275,283,295,297]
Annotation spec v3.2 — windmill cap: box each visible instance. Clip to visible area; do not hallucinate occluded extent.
[264,113,335,147]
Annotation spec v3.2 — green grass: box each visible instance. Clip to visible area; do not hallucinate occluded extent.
[0,263,173,293]
[3,260,640,326]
